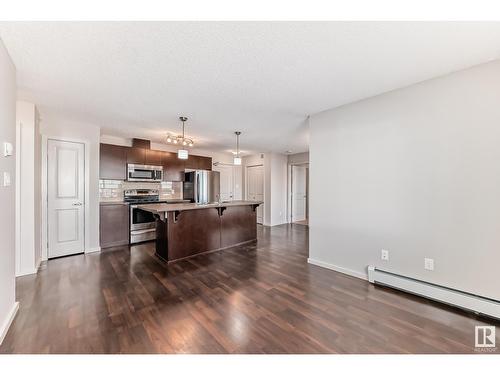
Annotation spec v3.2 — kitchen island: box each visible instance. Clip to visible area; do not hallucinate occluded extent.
[138,200,263,262]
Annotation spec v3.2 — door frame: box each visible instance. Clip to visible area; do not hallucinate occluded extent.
[41,136,90,261]
[288,162,309,224]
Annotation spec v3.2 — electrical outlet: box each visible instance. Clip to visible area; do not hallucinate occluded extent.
[381,249,389,261]
[424,258,434,271]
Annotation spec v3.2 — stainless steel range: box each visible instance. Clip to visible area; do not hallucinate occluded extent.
[124,189,159,244]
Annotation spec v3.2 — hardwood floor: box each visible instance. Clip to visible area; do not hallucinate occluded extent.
[1,224,498,354]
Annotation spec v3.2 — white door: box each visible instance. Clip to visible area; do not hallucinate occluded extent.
[47,139,85,258]
[232,165,242,200]
[292,165,307,222]
[247,165,264,224]
[217,164,234,202]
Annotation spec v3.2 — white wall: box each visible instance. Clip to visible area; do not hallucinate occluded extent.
[40,112,101,256]
[0,39,17,344]
[15,101,42,275]
[310,60,500,301]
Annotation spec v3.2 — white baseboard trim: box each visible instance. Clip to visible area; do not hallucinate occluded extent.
[307,258,368,281]
[0,302,19,346]
[15,268,37,277]
[85,246,101,254]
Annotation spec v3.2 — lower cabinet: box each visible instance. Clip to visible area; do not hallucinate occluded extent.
[100,203,129,248]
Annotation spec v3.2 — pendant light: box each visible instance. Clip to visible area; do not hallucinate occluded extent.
[233,131,242,165]
[166,117,194,147]
[177,116,189,160]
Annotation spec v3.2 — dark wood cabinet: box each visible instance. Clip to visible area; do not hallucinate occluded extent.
[100,144,127,180]
[154,204,259,262]
[220,205,257,248]
[145,149,163,166]
[184,155,199,170]
[199,156,212,170]
[185,155,212,170]
[162,151,185,181]
[126,147,146,164]
[100,203,129,248]
[165,207,222,261]
[100,142,212,182]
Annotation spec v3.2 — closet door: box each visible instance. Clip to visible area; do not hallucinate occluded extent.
[217,164,234,202]
[246,165,264,224]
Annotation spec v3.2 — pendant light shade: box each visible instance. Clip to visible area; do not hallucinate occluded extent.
[233,131,242,165]
[178,149,189,160]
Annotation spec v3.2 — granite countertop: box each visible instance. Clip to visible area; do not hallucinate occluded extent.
[100,199,191,206]
[99,201,129,206]
[137,200,263,213]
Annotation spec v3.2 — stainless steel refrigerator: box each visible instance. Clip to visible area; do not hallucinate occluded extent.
[183,170,220,204]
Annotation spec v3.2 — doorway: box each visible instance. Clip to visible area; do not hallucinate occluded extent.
[47,139,85,258]
[291,164,309,225]
[246,165,264,224]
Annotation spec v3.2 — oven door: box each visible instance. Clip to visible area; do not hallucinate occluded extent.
[130,205,156,231]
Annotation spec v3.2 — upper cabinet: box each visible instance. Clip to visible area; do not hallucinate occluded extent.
[162,152,185,181]
[145,149,163,166]
[100,143,212,182]
[198,156,213,171]
[100,144,127,180]
[184,155,198,170]
[126,147,146,164]
[185,155,212,171]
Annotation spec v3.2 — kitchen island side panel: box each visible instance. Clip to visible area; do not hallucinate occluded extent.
[220,205,257,248]
[167,207,221,261]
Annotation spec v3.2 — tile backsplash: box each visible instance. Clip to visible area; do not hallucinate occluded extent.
[99,180,183,201]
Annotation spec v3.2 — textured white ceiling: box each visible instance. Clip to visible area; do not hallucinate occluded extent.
[1,22,500,154]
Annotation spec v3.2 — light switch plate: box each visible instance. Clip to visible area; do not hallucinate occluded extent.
[3,171,11,187]
[3,142,13,157]
[424,258,434,271]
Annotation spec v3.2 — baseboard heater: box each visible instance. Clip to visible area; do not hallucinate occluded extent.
[367,266,500,320]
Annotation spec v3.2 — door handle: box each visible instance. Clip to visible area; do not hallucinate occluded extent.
[72,202,83,206]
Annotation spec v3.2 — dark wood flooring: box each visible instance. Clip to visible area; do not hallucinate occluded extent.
[1,224,498,354]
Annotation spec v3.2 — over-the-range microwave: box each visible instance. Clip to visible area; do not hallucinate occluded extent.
[127,164,163,182]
